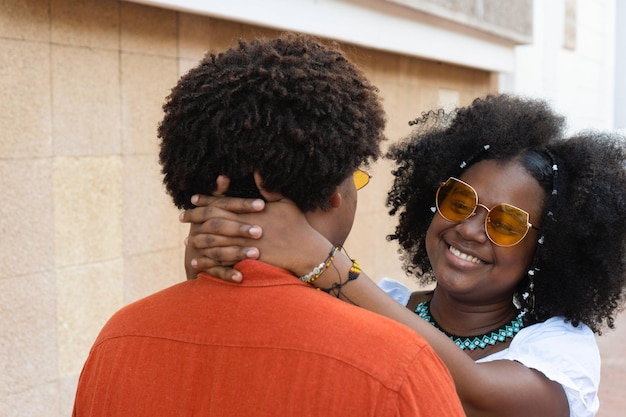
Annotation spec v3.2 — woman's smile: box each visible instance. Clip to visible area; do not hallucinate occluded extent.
[447,244,484,265]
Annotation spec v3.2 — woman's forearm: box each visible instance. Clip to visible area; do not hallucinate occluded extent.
[313,254,473,375]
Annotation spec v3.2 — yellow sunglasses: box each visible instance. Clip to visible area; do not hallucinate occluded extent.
[353,169,371,191]
[435,177,539,247]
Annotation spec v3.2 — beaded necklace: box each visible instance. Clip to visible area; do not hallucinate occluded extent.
[415,301,526,351]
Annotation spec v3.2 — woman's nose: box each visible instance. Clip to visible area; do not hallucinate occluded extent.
[455,205,489,243]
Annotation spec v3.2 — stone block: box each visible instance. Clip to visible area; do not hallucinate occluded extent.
[121,1,177,57]
[124,247,184,304]
[59,374,79,417]
[121,52,177,155]
[178,13,213,60]
[0,0,50,41]
[53,156,122,267]
[0,159,54,278]
[0,272,58,394]
[122,155,182,256]
[2,381,58,417]
[56,259,124,376]
[51,0,119,49]
[0,39,52,159]
[51,45,121,156]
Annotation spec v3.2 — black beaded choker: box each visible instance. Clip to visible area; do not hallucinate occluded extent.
[415,301,526,351]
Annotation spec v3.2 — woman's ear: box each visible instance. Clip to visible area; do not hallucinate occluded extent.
[252,171,284,202]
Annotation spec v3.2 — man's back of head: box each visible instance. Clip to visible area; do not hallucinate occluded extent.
[158,33,386,213]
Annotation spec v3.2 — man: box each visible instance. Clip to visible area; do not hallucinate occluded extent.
[73,33,465,416]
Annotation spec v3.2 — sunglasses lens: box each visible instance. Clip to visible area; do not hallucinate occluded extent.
[486,204,530,246]
[354,170,371,190]
[436,179,477,222]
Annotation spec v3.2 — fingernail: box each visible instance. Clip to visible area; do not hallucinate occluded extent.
[231,272,243,282]
[184,237,189,247]
[251,199,264,210]
[191,195,199,204]
[245,248,259,259]
[179,212,185,221]
[249,226,262,238]
[191,258,198,267]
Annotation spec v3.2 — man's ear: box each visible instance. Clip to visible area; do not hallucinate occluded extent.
[252,171,284,202]
[329,188,343,209]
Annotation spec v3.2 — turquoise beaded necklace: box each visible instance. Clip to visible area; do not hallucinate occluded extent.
[415,301,526,351]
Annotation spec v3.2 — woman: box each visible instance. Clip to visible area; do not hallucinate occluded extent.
[181,95,626,417]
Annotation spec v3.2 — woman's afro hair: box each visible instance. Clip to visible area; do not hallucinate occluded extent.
[386,94,626,333]
[158,33,386,211]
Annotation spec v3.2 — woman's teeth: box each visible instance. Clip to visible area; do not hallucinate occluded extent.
[449,246,482,264]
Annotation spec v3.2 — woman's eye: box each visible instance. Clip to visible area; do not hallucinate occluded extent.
[489,219,520,235]
[450,200,473,214]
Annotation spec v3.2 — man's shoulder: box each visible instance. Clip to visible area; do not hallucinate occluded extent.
[92,280,192,343]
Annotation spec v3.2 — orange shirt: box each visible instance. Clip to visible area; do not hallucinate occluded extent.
[73,260,465,417]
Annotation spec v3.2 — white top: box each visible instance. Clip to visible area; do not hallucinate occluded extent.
[378,277,601,417]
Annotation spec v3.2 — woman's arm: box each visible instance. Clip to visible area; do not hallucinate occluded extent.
[181,195,569,417]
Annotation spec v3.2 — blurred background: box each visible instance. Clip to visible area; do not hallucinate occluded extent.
[1,0,624,415]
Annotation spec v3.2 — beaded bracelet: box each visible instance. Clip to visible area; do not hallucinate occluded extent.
[299,246,339,284]
[322,258,362,299]
[348,259,362,281]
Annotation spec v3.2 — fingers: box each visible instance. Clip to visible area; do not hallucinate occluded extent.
[186,244,259,282]
[180,202,265,225]
[209,246,258,263]
[190,193,265,210]
[186,218,262,243]
[186,227,260,264]
[187,233,261,252]
[190,264,244,283]
[188,246,259,283]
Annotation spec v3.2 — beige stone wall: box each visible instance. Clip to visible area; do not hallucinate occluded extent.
[0,0,495,415]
